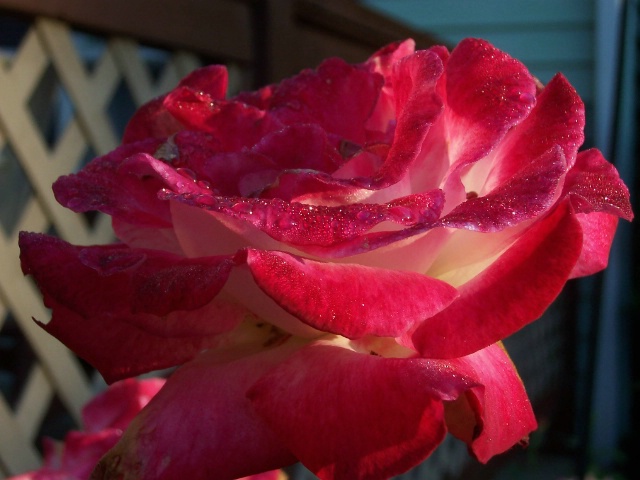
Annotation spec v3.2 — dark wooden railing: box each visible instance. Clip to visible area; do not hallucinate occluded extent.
[0,0,441,85]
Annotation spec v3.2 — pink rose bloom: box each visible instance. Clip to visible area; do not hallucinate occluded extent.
[19,38,632,480]
[9,378,165,480]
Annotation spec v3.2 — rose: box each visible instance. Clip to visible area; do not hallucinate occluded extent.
[19,38,632,480]
[8,378,283,480]
[9,378,165,480]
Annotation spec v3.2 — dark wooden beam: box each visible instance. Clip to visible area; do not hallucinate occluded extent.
[0,0,254,62]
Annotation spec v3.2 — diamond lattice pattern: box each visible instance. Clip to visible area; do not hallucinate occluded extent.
[0,17,208,477]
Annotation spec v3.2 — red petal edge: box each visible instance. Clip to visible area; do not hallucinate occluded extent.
[413,201,583,358]
[244,249,458,339]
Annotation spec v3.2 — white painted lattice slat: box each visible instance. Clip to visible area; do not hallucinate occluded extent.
[0,17,211,477]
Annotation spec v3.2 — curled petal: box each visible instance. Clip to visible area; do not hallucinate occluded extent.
[53,141,169,227]
[175,64,229,99]
[237,58,383,145]
[165,89,282,152]
[563,149,632,277]
[445,343,537,462]
[122,65,229,144]
[564,148,633,220]
[82,378,166,432]
[244,249,458,339]
[413,201,583,358]
[441,146,567,232]
[91,346,299,480]
[569,212,619,278]
[482,73,585,191]
[443,38,537,168]
[19,233,244,382]
[165,190,444,250]
[248,341,459,480]
[369,49,444,188]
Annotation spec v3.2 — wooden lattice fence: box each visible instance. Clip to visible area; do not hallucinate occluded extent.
[0,17,208,477]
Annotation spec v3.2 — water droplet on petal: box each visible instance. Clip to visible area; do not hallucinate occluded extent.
[356,210,371,221]
[195,195,216,208]
[519,92,535,104]
[278,216,295,229]
[231,202,253,215]
[176,167,198,182]
[389,206,416,224]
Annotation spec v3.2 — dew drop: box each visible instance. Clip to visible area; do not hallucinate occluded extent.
[231,202,253,215]
[176,167,198,182]
[195,195,216,208]
[356,210,371,221]
[519,92,535,104]
[158,188,172,200]
[278,216,296,230]
[389,206,415,223]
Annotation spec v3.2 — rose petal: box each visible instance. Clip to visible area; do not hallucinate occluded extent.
[477,73,585,193]
[53,141,170,227]
[569,212,619,278]
[82,378,166,432]
[443,38,537,168]
[237,58,383,145]
[251,123,344,175]
[440,146,567,232]
[164,89,282,152]
[564,148,633,220]
[176,64,229,99]
[364,39,416,133]
[445,343,537,462]
[248,341,460,480]
[436,38,537,213]
[413,201,583,358]
[91,346,299,480]
[122,65,228,144]
[244,249,458,339]
[20,233,234,317]
[368,49,444,188]
[165,189,444,251]
[122,97,183,144]
[19,233,245,382]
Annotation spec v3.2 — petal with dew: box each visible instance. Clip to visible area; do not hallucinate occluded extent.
[19,232,246,382]
[248,341,465,480]
[166,189,444,252]
[369,49,444,188]
[244,249,458,339]
[442,38,537,169]
[53,141,169,228]
[444,343,537,462]
[564,148,633,220]
[91,346,300,480]
[239,58,383,145]
[477,73,585,193]
[441,146,567,232]
[413,201,582,358]
[122,65,228,144]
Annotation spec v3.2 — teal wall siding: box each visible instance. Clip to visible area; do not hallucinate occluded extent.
[362,0,595,110]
